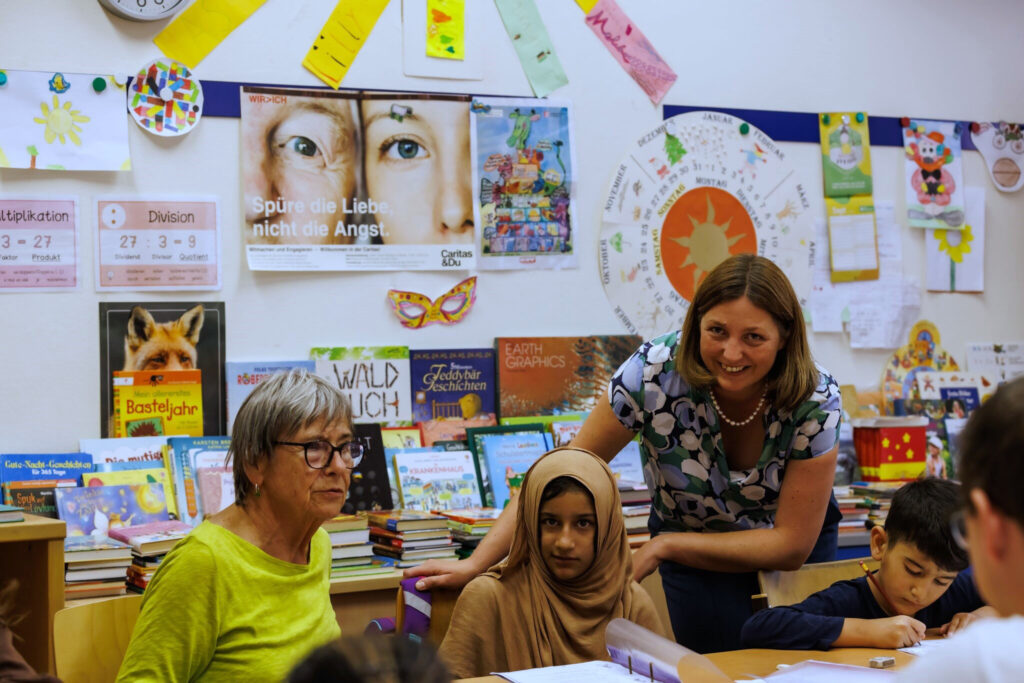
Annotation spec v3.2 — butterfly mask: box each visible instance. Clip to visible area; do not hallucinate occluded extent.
[386,276,477,329]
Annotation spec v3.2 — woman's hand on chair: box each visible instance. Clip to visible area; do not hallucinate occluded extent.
[406,557,484,591]
[631,536,664,582]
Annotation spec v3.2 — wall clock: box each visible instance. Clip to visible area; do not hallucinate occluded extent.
[98,0,187,22]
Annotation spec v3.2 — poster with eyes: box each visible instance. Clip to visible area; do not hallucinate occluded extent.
[240,86,476,271]
[469,97,577,269]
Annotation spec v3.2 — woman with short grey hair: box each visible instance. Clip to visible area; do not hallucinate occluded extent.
[118,369,359,682]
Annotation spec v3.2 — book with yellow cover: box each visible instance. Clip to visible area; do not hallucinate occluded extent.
[112,370,203,438]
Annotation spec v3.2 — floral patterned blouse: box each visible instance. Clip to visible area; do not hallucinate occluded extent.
[609,330,841,533]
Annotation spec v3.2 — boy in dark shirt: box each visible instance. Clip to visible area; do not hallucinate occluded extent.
[741,478,995,650]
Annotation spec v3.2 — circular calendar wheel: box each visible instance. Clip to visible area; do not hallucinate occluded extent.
[599,111,814,338]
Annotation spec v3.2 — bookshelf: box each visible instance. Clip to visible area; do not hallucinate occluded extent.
[0,513,66,674]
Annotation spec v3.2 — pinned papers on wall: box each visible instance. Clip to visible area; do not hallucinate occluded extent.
[970,121,1024,193]
[926,186,984,292]
[402,0,482,79]
[810,203,921,348]
[902,119,965,229]
[0,196,79,291]
[0,70,130,171]
[303,0,391,89]
[583,0,677,105]
[820,112,873,197]
[493,0,568,97]
[153,0,268,69]
[425,0,464,60]
[825,195,878,282]
[966,342,1024,384]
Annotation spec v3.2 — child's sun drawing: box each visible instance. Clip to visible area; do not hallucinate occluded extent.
[33,95,90,145]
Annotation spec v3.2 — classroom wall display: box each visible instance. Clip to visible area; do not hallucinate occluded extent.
[387,276,477,328]
[599,111,813,338]
[240,87,476,271]
[98,302,226,438]
[128,59,203,137]
[0,69,130,171]
[901,119,965,229]
[470,97,577,270]
[94,195,220,291]
[966,342,1024,384]
[403,0,483,80]
[970,121,1024,193]
[0,195,79,291]
[926,186,984,292]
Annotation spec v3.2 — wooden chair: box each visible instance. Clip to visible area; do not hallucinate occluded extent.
[53,594,143,683]
[394,584,461,645]
[757,557,879,609]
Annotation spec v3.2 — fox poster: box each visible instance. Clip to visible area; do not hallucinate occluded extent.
[98,301,226,438]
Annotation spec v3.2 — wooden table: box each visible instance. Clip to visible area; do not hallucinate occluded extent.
[0,514,66,674]
[455,647,915,681]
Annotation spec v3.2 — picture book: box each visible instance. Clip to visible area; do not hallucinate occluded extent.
[2,479,75,518]
[167,436,231,526]
[343,423,393,515]
[380,426,424,449]
[418,415,497,446]
[550,419,584,447]
[64,535,132,562]
[384,446,444,511]
[499,414,587,427]
[409,348,496,423]
[82,468,178,518]
[56,483,169,537]
[323,514,368,533]
[479,432,549,509]
[310,346,412,425]
[99,301,227,438]
[225,360,316,433]
[608,441,647,488]
[108,519,192,555]
[112,370,204,438]
[495,336,640,417]
[466,424,547,507]
[196,466,234,516]
[0,453,93,487]
[0,503,24,523]
[365,510,448,532]
[79,436,168,466]
[434,508,503,526]
[393,449,482,511]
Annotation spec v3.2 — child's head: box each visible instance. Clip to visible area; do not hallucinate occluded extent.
[869,478,967,615]
[538,476,597,582]
[956,376,1024,615]
[287,634,451,683]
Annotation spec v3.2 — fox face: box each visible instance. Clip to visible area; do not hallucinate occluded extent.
[123,304,204,371]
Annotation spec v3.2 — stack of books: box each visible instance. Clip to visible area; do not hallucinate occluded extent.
[834,485,880,545]
[325,514,389,578]
[622,504,651,548]
[108,520,192,594]
[368,510,457,568]
[63,536,132,600]
[435,507,502,559]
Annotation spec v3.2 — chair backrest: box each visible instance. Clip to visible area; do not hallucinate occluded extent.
[53,594,143,683]
[394,581,461,645]
[758,557,879,608]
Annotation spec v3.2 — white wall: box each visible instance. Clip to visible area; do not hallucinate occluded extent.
[2,0,1023,452]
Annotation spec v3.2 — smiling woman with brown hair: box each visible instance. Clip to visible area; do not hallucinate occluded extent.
[117,370,358,682]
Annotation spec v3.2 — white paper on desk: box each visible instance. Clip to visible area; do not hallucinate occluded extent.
[494,660,653,682]
[765,659,896,680]
[899,638,952,657]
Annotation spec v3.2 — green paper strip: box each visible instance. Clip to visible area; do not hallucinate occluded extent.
[493,0,568,97]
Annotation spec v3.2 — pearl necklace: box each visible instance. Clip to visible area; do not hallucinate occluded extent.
[709,389,766,427]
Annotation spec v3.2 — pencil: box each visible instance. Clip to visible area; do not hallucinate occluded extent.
[859,560,898,615]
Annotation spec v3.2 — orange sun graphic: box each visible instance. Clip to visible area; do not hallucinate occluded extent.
[660,187,757,301]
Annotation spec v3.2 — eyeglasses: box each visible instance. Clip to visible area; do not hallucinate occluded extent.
[950,509,969,551]
[273,439,364,469]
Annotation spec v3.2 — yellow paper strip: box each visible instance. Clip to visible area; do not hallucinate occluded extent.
[303,0,391,89]
[575,0,599,11]
[154,0,268,69]
[426,0,465,60]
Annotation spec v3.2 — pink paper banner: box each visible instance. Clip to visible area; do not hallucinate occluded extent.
[584,0,677,105]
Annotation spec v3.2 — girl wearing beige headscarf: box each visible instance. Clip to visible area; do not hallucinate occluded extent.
[439,448,665,677]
